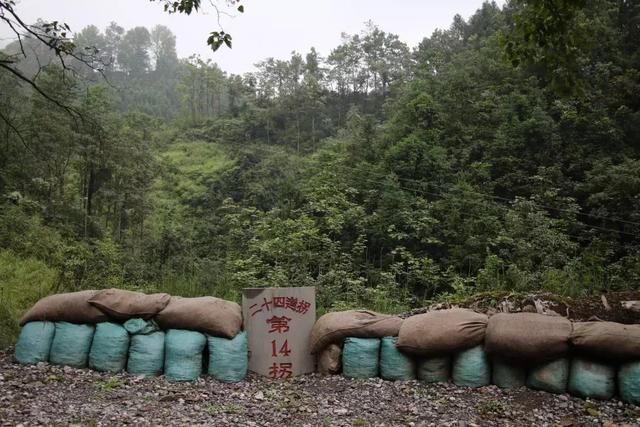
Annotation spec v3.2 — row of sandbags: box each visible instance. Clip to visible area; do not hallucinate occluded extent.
[320,337,640,403]
[311,309,640,364]
[20,289,243,339]
[397,310,640,364]
[14,320,248,383]
[310,309,640,403]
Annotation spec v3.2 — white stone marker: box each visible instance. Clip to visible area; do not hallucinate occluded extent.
[242,287,316,378]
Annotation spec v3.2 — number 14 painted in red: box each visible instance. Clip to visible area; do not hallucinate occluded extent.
[271,339,291,357]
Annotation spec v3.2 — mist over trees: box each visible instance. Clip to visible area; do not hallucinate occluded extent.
[1,0,639,345]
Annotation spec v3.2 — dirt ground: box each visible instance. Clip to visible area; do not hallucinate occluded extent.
[3,291,640,426]
[1,350,639,427]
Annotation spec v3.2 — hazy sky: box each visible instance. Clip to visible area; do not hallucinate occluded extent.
[3,0,502,75]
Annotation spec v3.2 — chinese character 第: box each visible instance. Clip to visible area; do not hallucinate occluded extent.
[266,315,292,334]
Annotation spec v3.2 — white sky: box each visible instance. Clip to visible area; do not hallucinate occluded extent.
[2,0,503,75]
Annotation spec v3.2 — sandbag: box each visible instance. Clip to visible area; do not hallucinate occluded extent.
[127,331,165,377]
[380,336,415,381]
[49,322,95,368]
[155,297,242,338]
[397,309,487,355]
[207,331,248,383]
[492,359,526,389]
[89,322,130,373]
[123,318,160,335]
[571,322,640,361]
[20,291,107,325]
[619,361,640,404]
[526,358,569,394]
[88,289,170,321]
[318,344,342,375]
[164,329,206,382]
[485,313,571,364]
[310,310,402,354]
[452,345,490,387]
[417,356,450,383]
[568,357,615,400]
[343,337,380,379]
[14,321,55,365]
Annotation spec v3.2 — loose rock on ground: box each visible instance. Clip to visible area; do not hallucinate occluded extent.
[1,350,638,426]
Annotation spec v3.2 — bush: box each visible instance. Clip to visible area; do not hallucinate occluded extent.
[0,250,57,349]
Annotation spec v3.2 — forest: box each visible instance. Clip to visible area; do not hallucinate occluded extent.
[1,0,639,347]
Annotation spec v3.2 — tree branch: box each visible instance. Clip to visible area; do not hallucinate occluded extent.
[0,61,81,118]
[0,108,36,157]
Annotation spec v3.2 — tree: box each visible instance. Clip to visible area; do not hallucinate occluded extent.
[502,0,593,95]
[117,27,151,77]
[150,25,178,74]
[0,0,244,130]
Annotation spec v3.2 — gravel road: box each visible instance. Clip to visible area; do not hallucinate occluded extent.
[1,350,638,426]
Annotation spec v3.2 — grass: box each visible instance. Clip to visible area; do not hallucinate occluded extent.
[97,376,125,393]
[0,250,56,349]
[476,399,509,417]
[152,140,233,204]
[46,374,63,383]
[207,403,244,416]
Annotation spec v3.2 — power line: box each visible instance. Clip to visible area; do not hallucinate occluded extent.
[233,132,640,228]
[306,162,640,239]
[219,142,640,237]
[302,161,640,239]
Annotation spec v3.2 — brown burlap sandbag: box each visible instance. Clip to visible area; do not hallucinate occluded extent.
[309,310,402,354]
[154,296,242,338]
[571,321,640,362]
[396,309,488,355]
[20,290,108,325]
[485,313,572,364]
[88,288,171,321]
[318,343,342,375]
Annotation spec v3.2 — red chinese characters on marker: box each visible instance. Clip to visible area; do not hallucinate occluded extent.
[267,315,291,333]
[267,315,293,377]
[269,362,293,379]
[250,297,312,317]
[242,287,315,378]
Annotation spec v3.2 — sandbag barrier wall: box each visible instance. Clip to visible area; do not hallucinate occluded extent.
[13,290,248,383]
[14,294,640,403]
[313,310,640,405]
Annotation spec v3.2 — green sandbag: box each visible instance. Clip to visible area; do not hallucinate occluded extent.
[89,322,130,373]
[343,337,380,379]
[380,336,415,380]
[619,361,640,404]
[207,331,248,383]
[49,322,95,368]
[527,358,569,394]
[417,356,450,383]
[568,357,615,400]
[492,359,526,389]
[124,318,159,335]
[14,321,55,365]
[164,329,206,382]
[127,331,165,376]
[452,345,490,387]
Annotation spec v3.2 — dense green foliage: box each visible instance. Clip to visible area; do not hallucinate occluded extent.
[1,1,639,347]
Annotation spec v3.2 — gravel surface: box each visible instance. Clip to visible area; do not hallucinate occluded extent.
[1,350,639,426]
